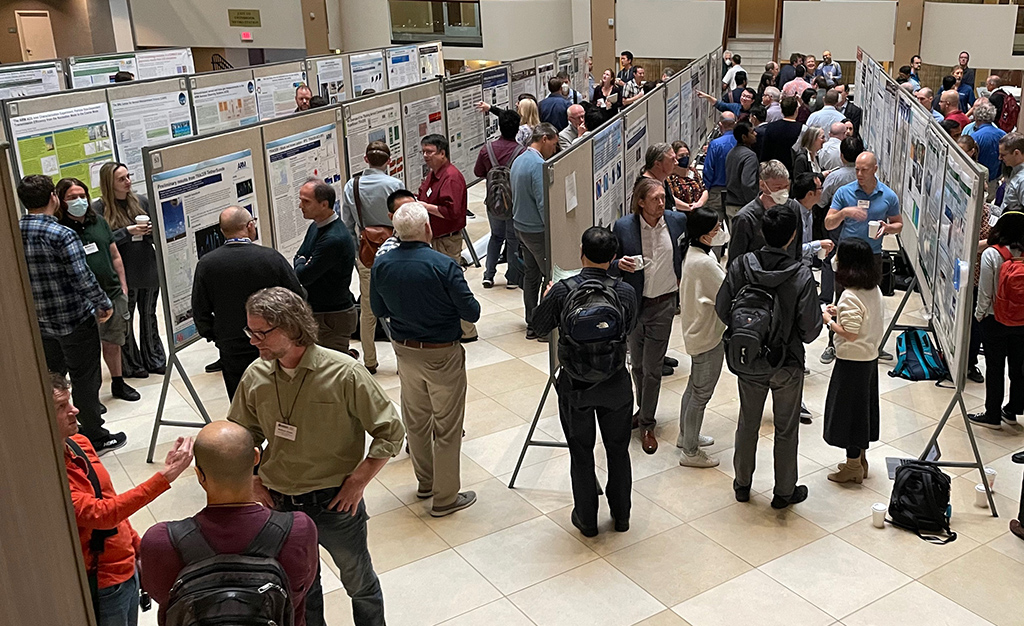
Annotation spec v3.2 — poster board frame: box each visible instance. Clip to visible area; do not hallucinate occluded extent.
[398,79,447,192]
[187,67,258,136]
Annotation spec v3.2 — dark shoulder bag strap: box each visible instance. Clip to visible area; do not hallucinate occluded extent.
[167,518,217,565]
[353,173,364,231]
[243,510,294,559]
[66,438,112,619]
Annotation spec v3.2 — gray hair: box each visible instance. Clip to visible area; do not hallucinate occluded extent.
[392,201,430,241]
[974,101,997,124]
[764,86,781,102]
[799,126,825,153]
[644,143,674,171]
[760,159,789,183]
[245,287,319,348]
[530,123,559,144]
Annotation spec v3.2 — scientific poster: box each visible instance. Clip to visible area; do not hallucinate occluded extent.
[351,51,385,97]
[624,115,648,207]
[386,46,421,89]
[918,127,946,287]
[537,61,556,94]
[0,62,64,100]
[557,49,573,77]
[402,94,445,191]
[481,67,510,141]
[191,79,258,134]
[418,44,443,80]
[691,72,704,149]
[666,85,680,144]
[593,119,624,228]
[444,76,484,179]
[511,60,537,103]
[110,89,194,194]
[135,49,195,80]
[345,101,404,178]
[574,46,590,98]
[890,96,912,200]
[11,103,113,188]
[255,71,306,120]
[933,155,974,369]
[266,124,342,259]
[314,58,346,103]
[69,53,138,88]
[679,71,693,150]
[151,149,260,347]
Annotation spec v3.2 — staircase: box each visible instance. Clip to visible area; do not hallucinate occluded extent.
[726,37,775,78]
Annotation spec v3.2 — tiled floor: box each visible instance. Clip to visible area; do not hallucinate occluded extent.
[105,187,1023,625]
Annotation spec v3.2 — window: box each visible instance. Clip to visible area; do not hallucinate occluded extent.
[389,1,483,46]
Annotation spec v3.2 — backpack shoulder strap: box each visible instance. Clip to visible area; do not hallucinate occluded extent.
[996,244,1012,261]
[243,510,294,559]
[167,518,217,565]
[353,173,364,231]
[485,140,500,169]
[507,144,527,166]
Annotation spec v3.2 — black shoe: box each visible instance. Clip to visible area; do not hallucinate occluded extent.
[459,335,479,344]
[525,329,539,341]
[148,366,166,375]
[968,412,1004,430]
[968,366,984,384]
[771,485,809,509]
[1012,451,1024,464]
[664,356,679,368]
[613,516,630,532]
[1002,407,1020,426]
[93,432,127,456]
[661,364,674,377]
[205,359,223,373]
[537,333,549,343]
[877,349,894,361]
[111,379,140,402]
[99,403,107,415]
[126,368,149,379]
[733,480,751,503]
[571,509,598,538]
[466,209,476,218]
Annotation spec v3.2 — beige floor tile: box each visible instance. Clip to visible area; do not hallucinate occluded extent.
[634,611,694,626]
[463,339,517,370]
[689,497,827,566]
[981,452,1023,503]
[363,478,405,516]
[594,431,690,482]
[474,310,530,340]
[491,382,560,420]
[881,384,984,423]
[672,569,833,626]
[499,456,603,514]
[509,559,664,626]
[366,506,449,573]
[651,409,737,457]
[759,536,911,619]
[790,467,886,532]
[323,589,356,626]
[379,549,503,626]
[463,397,529,441]
[843,581,995,626]
[129,506,158,537]
[634,466,738,522]
[945,477,1018,543]
[111,407,207,455]
[535,415,568,443]
[374,454,492,504]
[462,423,567,478]
[921,546,1024,626]
[605,524,751,606]
[437,598,535,625]
[876,399,938,443]
[988,531,1024,566]
[890,425,1010,478]
[455,517,598,594]
[712,436,824,494]
[466,359,549,396]
[486,330,550,358]
[548,492,684,556]
[408,477,542,546]
[947,412,1024,450]
[836,517,981,579]
[520,350,554,374]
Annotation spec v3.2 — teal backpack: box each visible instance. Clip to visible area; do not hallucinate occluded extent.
[888,329,948,382]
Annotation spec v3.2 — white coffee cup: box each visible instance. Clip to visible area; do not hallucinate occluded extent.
[975,483,990,508]
[872,502,887,528]
[985,467,997,490]
[631,254,646,270]
[867,220,881,236]
[817,246,828,260]
[133,214,150,241]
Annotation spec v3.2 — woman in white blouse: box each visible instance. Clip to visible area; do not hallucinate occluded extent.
[821,238,884,483]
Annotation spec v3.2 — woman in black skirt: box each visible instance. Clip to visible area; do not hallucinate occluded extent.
[822,238,884,483]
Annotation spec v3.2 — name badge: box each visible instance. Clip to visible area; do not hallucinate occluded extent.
[275,422,297,441]
[83,242,99,255]
[426,188,432,198]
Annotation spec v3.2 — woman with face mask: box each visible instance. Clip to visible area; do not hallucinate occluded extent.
[56,177,140,404]
[667,141,705,210]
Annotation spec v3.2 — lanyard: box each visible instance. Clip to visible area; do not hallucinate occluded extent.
[273,368,309,425]
[225,238,251,244]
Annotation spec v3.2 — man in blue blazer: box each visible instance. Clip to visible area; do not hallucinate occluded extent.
[611,177,688,454]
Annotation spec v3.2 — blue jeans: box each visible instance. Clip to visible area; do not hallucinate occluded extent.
[485,215,522,284]
[96,571,139,626]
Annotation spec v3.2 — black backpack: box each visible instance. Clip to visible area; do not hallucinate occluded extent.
[723,255,796,378]
[484,141,525,220]
[887,461,957,544]
[558,275,628,384]
[164,511,295,626]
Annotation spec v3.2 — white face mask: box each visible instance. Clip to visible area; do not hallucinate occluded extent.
[725,59,733,67]
[709,224,729,246]
[67,197,89,217]
[831,254,840,272]
[766,188,789,205]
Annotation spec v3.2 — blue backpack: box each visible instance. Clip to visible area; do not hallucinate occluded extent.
[888,329,948,382]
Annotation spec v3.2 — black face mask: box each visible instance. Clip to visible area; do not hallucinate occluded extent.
[678,156,690,168]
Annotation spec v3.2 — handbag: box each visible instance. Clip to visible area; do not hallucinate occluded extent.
[354,174,394,268]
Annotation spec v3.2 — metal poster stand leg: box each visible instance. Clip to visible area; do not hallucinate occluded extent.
[146,350,212,463]
[879,237,922,356]
[508,368,567,488]
[462,227,481,267]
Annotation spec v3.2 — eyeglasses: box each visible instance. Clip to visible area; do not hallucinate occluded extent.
[244,325,277,341]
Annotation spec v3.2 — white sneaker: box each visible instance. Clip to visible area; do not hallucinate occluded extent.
[698,434,715,447]
[679,449,720,468]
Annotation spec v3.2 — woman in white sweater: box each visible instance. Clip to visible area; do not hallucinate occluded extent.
[821,238,884,483]
[677,207,727,468]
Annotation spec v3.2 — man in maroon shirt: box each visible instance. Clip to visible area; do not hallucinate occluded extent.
[141,422,319,625]
[418,133,478,341]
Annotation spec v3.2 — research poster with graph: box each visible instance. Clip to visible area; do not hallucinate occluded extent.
[481,67,510,141]
[314,58,346,103]
[10,102,113,187]
[110,89,194,194]
[191,79,258,134]
[69,53,138,88]
[418,44,443,80]
[624,114,648,207]
[593,118,624,228]
[135,49,195,80]
[351,51,385,97]
[256,71,307,120]
[386,46,421,89]
[445,77,484,178]
[266,123,342,259]
[0,62,64,100]
[151,150,260,347]
[402,94,445,191]
[345,101,404,178]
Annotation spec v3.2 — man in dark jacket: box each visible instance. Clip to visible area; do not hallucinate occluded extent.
[716,205,823,509]
[728,159,803,265]
[725,122,760,225]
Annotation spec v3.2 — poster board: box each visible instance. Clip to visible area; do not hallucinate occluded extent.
[349,50,387,97]
[511,58,538,103]
[623,102,649,208]
[592,116,625,228]
[67,53,138,88]
[135,49,195,80]
[443,73,485,186]
[679,66,693,151]
[5,90,113,189]
[547,140,594,275]
[644,87,667,146]
[400,80,446,192]
[189,68,258,135]
[0,60,65,100]
[253,62,307,121]
[480,65,511,142]
[144,127,269,349]
[262,108,346,260]
[418,43,444,80]
[107,77,195,195]
[535,53,557,95]
[665,71,683,144]
[342,91,404,180]
[307,54,348,104]
[386,45,421,89]
[573,44,590,98]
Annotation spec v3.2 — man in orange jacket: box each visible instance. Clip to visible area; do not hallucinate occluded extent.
[55,372,194,625]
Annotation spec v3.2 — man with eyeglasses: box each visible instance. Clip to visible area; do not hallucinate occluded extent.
[229,287,405,626]
[192,206,304,399]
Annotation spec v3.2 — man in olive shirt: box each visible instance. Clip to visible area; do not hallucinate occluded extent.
[228,287,404,626]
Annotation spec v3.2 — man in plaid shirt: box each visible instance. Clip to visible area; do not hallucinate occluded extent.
[18,175,126,454]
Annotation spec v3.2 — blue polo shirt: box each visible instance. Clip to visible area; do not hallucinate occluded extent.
[971,122,1006,181]
[830,179,900,254]
[703,133,737,189]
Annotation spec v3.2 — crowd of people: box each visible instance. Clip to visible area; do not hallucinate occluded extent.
[15,46,1024,626]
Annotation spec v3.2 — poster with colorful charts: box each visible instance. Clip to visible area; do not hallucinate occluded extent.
[344,100,404,179]
[481,66,510,141]
[69,53,138,88]
[386,46,421,89]
[191,79,258,134]
[10,102,113,188]
[110,87,195,194]
[402,93,445,191]
[135,49,195,80]
[314,57,346,104]
[0,61,64,100]
[350,51,386,97]
[593,118,624,228]
[255,70,307,120]
[444,75,484,179]
[624,113,648,207]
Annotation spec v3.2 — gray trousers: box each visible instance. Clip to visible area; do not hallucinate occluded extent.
[677,341,725,454]
[735,364,804,498]
[517,229,549,331]
[707,187,727,223]
[628,296,676,429]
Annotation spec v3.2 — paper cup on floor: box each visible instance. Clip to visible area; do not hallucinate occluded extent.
[872,503,887,528]
[985,467,997,489]
[975,483,990,508]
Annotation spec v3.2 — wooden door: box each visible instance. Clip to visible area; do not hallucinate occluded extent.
[15,11,57,61]
[737,0,776,36]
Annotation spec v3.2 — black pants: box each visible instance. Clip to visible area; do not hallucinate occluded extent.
[981,316,1024,419]
[42,316,109,445]
[220,348,259,400]
[123,287,165,374]
[969,286,983,370]
[556,369,633,529]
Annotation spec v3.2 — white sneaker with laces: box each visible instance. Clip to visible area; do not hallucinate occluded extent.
[679,449,720,468]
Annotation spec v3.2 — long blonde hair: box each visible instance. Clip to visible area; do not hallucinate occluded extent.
[100,162,145,229]
[517,98,540,128]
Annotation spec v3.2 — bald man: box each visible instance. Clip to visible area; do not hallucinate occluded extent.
[940,90,970,130]
[817,122,846,170]
[141,422,319,625]
[191,206,304,398]
[559,104,586,150]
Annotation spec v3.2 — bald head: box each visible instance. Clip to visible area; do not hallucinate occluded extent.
[987,75,1001,91]
[219,206,255,239]
[829,122,846,139]
[720,111,736,130]
[939,90,959,114]
[194,421,258,489]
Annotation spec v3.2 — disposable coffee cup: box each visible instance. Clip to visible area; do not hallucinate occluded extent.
[631,254,646,270]
[975,483,989,508]
[817,246,828,260]
[872,502,887,528]
[868,220,881,236]
[985,467,997,490]
[134,215,150,241]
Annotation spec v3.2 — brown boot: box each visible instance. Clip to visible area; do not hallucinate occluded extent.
[828,457,864,484]
[860,450,869,479]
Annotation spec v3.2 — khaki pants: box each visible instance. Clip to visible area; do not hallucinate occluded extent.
[393,342,467,507]
[314,308,358,354]
[431,232,478,339]
[357,258,379,368]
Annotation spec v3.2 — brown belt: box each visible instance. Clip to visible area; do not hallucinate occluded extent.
[433,230,460,239]
[642,291,677,305]
[396,339,457,349]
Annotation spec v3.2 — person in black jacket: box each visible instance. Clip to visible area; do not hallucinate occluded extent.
[728,160,803,265]
[716,206,823,509]
[192,207,304,398]
[532,226,637,538]
[725,122,760,225]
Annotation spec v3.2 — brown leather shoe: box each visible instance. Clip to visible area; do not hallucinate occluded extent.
[631,412,640,430]
[1011,519,1024,541]
[641,429,658,454]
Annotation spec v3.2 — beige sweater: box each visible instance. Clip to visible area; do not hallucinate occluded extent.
[680,248,727,356]
[835,287,884,361]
